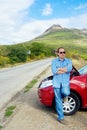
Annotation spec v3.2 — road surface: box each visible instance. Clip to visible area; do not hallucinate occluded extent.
[0,58,52,110]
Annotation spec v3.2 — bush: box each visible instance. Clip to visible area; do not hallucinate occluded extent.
[81,54,87,60]
[8,46,28,63]
[0,56,10,67]
[30,42,53,59]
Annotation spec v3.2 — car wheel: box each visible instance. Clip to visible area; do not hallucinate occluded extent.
[63,92,80,116]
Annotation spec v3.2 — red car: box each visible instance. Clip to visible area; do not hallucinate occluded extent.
[38,65,87,115]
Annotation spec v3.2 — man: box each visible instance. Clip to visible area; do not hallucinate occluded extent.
[51,47,72,124]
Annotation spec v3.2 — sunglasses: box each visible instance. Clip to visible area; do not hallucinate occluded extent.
[59,51,66,54]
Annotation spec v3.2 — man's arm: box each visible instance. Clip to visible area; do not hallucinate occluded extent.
[57,68,67,74]
[57,59,72,74]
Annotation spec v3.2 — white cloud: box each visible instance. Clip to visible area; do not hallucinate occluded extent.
[66,13,87,28]
[0,0,34,13]
[42,3,53,16]
[0,0,87,45]
[0,0,35,44]
[75,3,87,10]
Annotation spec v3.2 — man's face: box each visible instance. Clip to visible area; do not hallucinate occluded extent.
[57,48,66,59]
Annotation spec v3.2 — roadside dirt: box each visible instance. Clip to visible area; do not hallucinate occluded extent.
[0,59,87,130]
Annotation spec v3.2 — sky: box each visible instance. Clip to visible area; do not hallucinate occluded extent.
[0,0,87,45]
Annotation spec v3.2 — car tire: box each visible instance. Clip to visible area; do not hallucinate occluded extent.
[63,91,80,116]
[53,91,81,116]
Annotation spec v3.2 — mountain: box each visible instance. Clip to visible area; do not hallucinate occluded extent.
[44,24,63,34]
[43,24,87,35]
[1,24,87,50]
[34,24,87,42]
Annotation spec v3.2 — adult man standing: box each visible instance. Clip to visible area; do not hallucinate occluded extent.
[51,47,72,124]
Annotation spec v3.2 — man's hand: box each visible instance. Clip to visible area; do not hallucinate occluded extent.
[57,68,67,74]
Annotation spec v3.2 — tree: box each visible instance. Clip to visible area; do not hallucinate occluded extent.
[8,46,28,63]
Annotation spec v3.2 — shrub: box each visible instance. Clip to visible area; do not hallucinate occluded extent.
[8,47,28,63]
[0,56,10,67]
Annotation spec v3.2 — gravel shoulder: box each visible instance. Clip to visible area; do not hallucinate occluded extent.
[0,59,87,130]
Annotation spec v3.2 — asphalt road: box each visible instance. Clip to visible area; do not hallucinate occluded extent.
[0,58,52,110]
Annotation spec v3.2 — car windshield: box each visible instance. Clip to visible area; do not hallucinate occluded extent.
[78,65,87,75]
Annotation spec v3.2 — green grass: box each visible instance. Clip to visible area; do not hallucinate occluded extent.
[0,125,3,129]
[34,29,87,50]
[4,106,16,117]
[24,78,38,93]
[45,31,83,39]
[35,29,85,41]
[24,66,49,93]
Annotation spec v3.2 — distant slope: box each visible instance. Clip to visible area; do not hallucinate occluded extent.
[34,24,87,44]
[29,24,87,60]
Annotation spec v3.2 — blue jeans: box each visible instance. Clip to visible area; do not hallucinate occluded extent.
[54,85,70,120]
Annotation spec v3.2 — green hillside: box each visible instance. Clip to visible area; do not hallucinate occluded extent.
[32,27,87,59]
[0,25,87,67]
[34,28,87,46]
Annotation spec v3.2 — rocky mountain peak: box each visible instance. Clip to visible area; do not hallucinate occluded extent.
[81,28,87,33]
[44,24,63,34]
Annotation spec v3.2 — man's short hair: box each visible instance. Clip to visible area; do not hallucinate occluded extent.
[57,47,65,52]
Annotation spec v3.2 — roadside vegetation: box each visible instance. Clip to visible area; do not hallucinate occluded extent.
[0,28,87,68]
[0,126,3,130]
[4,106,16,118]
[24,67,49,93]
[24,78,38,93]
[0,105,16,129]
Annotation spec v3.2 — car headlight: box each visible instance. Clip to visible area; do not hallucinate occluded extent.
[39,80,53,89]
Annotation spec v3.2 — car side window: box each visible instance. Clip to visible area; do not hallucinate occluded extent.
[70,66,80,77]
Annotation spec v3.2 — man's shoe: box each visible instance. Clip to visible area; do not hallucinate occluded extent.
[58,119,67,125]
